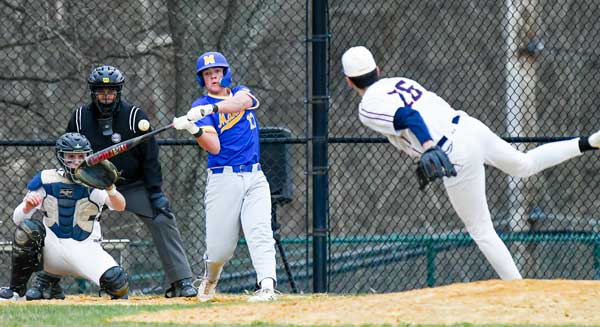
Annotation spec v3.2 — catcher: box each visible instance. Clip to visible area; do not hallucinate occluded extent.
[0,132,129,301]
[342,46,600,280]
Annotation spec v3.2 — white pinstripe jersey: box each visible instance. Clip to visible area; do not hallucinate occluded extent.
[358,77,463,158]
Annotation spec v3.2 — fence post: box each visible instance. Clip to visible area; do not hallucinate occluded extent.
[503,0,542,272]
[594,237,600,280]
[426,240,436,287]
[311,0,330,293]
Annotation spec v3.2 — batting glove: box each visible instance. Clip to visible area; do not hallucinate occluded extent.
[172,116,200,135]
[589,130,600,148]
[187,104,217,121]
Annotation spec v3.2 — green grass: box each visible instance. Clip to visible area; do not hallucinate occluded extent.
[0,303,199,327]
[0,304,594,327]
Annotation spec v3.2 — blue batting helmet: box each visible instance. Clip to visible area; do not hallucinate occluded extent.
[195,51,232,88]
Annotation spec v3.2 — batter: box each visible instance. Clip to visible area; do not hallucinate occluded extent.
[173,51,278,302]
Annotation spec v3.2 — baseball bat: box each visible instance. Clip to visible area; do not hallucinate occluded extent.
[85,123,174,166]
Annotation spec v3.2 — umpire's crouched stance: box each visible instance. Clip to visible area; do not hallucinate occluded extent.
[21,65,196,299]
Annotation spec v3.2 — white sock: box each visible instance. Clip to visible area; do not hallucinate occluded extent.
[260,278,275,290]
[590,130,600,148]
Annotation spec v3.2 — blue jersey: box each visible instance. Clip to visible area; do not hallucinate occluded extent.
[192,85,260,168]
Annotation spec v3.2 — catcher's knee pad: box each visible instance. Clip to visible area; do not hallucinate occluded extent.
[100,266,128,298]
[12,219,46,271]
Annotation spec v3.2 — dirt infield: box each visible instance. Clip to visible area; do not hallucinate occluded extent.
[8,279,600,325]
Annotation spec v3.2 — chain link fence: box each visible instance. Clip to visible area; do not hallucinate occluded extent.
[328,0,600,292]
[1,0,600,296]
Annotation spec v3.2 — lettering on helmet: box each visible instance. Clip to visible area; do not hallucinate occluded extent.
[203,54,216,65]
[102,77,110,83]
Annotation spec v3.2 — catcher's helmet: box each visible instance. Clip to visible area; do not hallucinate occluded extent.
[195,51,232,88]
[55,133,93,182]
[87,65,125,116]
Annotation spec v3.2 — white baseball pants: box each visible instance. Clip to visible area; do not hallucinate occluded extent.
[42,226,119,285]
[443,115,582,280]
[203,167,277,284]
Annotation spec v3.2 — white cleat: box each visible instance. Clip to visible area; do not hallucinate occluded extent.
[247,288,280,303]
[194,278,217,303]
[590,130,600,148]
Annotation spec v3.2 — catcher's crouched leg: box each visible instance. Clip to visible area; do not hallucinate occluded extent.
[10,219,46,297]
[100,266,129,299]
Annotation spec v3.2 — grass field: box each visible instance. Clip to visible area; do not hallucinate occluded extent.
[1,279,599,326]
[0,303,194,327]
[0,303,589,327]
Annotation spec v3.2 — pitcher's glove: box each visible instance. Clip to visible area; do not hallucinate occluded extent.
[74,160,119,190]
[416,146,457,190]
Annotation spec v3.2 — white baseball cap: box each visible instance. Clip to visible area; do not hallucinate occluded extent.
[342,46,377,77]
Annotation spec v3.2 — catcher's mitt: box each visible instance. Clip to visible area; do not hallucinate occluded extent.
[74,160,119,190]
[416,146,457,190]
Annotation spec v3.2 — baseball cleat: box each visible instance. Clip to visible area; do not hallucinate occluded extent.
[0,287,24,301]
[194,278,217,302]
[165,278,197,298]
[25,273,65,301]
[247,288,280,303]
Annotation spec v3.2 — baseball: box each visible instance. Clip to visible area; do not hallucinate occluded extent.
[138,119,150,131]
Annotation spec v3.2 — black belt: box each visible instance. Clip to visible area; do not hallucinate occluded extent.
[436,115,460,148]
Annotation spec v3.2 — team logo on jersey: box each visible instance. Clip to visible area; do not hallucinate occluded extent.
[60,188,73,198]
[203,54,216,65]
[111,133,122,143]
[218,111,245,132]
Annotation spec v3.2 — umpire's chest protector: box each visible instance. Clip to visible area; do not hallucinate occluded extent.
[71,102,153,185]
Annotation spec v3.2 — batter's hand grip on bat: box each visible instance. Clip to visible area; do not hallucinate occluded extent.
[84,123,174,166]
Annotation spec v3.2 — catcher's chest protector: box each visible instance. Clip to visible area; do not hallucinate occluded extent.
[38,170,101,241]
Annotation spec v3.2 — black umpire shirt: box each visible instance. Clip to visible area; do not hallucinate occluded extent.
[66,100,163,194]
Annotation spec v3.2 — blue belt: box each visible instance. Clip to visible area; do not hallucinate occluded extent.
[209,163,261,174]
[437,115,460,148]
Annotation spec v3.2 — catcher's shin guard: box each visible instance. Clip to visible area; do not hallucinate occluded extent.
[10,219,45,296]
[25,272,65,300]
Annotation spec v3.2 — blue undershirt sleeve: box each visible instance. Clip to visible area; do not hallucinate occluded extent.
[393,106,433,145]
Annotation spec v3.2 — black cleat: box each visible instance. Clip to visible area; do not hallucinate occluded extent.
[0,287,24,301]
[25,272,65,301]
[164,278,197,298]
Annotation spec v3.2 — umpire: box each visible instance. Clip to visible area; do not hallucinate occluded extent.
[61,65,196,297]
